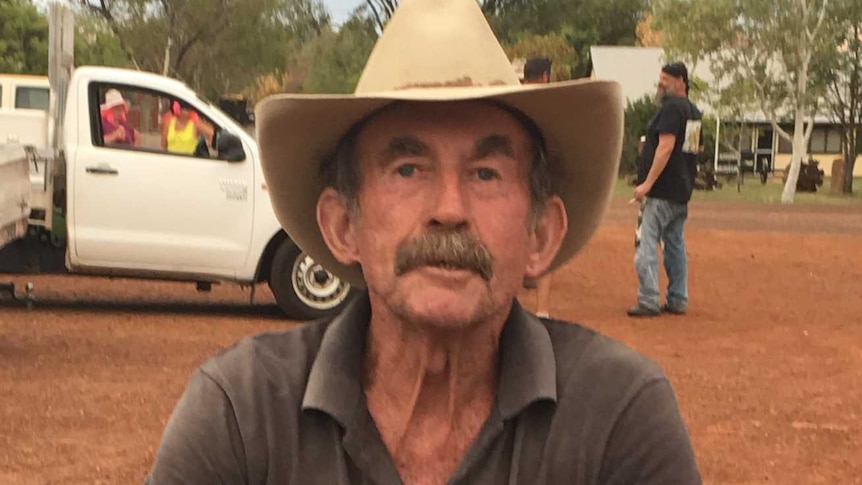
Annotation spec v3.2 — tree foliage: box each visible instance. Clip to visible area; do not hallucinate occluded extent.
[0,0,48,74]
[75,0,329,97]
[654,0,833,202]
[636,12,663,47]
[503,33,578,81]
[74,15,130,68]
[821,0,862,193]
[292,15,378,94]
[621,95,657,175]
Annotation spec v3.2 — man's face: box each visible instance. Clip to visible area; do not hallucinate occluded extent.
[111,104,125,118]
[522,71,550,85]
[657,72,683,98]
[330,101,551,330]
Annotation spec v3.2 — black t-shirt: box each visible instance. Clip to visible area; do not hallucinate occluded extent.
[637,96,702,203]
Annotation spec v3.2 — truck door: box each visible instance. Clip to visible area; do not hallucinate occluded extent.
[70,83,254,276]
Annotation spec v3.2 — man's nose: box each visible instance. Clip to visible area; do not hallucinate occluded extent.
[430,170,469,228]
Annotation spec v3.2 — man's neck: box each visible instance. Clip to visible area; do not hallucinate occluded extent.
[362,301,509,465]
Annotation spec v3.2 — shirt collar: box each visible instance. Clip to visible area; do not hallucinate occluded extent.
[496,299,557,418]
[301,293,557,427]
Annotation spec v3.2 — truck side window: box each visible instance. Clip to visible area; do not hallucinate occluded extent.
[15,87,50,110]
[91,83,219,159]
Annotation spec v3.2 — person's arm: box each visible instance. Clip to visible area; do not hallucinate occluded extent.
[634,104,683,201]
[641,135,675,183]
[193,118,215,146]
[145,369,248,484]
[599,378,702,485]
[103,124,126,144]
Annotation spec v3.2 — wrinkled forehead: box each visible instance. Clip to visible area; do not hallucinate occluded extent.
[354,100,542,156]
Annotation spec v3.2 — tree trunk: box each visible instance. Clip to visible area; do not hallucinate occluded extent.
[844,126,858,194]
[781,115,807,203]
[162,36,172,77]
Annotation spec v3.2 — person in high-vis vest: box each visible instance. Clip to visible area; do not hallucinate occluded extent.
[161,100,214,155]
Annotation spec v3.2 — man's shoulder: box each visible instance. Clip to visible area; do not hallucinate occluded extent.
[664,96,700,118]
[198,318,333,395]
[540,319,667,394]
[662,95,689,109]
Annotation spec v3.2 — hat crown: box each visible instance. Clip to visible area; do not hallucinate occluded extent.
[354,0,520,94]
[104,89,124,107]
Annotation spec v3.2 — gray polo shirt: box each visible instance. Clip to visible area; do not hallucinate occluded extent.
[145,294,701,484]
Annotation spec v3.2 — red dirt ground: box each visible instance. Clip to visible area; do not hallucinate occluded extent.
[1,198,861,485]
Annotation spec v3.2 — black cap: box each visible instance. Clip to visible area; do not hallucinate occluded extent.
[662,61,689,93]
[524,56,552,81]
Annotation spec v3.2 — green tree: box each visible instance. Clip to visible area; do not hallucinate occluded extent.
[621,95,657,175]
[490,0,648,77]
[290,14,377,94]
[0,0,49,74]
[76,0,329,97]
[503,32,578,81]
[74,15,131,68]
[654,0,833,203]
[822,0,862,193]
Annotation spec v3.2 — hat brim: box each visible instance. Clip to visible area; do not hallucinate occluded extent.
[100,99,126,110]
[257,78,623,287]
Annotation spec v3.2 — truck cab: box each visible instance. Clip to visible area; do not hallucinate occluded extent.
[0,74,51,148]
[2,66,355,319]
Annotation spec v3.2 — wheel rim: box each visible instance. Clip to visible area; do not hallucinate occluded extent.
[291,253,351,310]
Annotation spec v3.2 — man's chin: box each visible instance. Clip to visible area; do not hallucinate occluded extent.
[395,286,490,330]
[401,304,482,331]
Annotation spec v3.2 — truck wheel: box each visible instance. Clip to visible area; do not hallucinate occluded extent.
[268,240,354,320]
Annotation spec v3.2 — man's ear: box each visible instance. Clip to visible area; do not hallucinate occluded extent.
[524,195,567,279]
[317,188,360,266]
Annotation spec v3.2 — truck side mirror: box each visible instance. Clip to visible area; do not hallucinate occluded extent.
[216,132,246,162]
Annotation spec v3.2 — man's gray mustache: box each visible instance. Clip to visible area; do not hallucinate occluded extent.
[394,230,493,281]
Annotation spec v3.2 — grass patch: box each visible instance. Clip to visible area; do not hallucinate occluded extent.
[613,176,862,205]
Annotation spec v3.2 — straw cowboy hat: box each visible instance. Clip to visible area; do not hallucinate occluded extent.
[101,89,127,110]
[256,0,623,287]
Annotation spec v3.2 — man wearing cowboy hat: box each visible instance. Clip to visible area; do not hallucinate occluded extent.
[145,0,701,483]
[100,88,138,146]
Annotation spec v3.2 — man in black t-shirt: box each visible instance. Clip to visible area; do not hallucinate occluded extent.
[629,62,702,317]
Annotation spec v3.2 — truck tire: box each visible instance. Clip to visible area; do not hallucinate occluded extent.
[268,240,355,320]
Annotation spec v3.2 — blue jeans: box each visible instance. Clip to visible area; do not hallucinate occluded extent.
[634,197,689,311]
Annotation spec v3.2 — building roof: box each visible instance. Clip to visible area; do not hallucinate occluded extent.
[587,46,717,107]
[587,46,664,104]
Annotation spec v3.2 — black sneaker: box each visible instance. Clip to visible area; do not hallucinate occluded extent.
[627,304,660,317]
[661,303,687,315]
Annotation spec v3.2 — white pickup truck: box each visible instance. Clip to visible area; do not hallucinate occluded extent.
[0,65,355,319]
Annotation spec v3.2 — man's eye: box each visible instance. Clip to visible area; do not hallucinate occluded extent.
[476,168,499,181]
[396,164,417,177]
